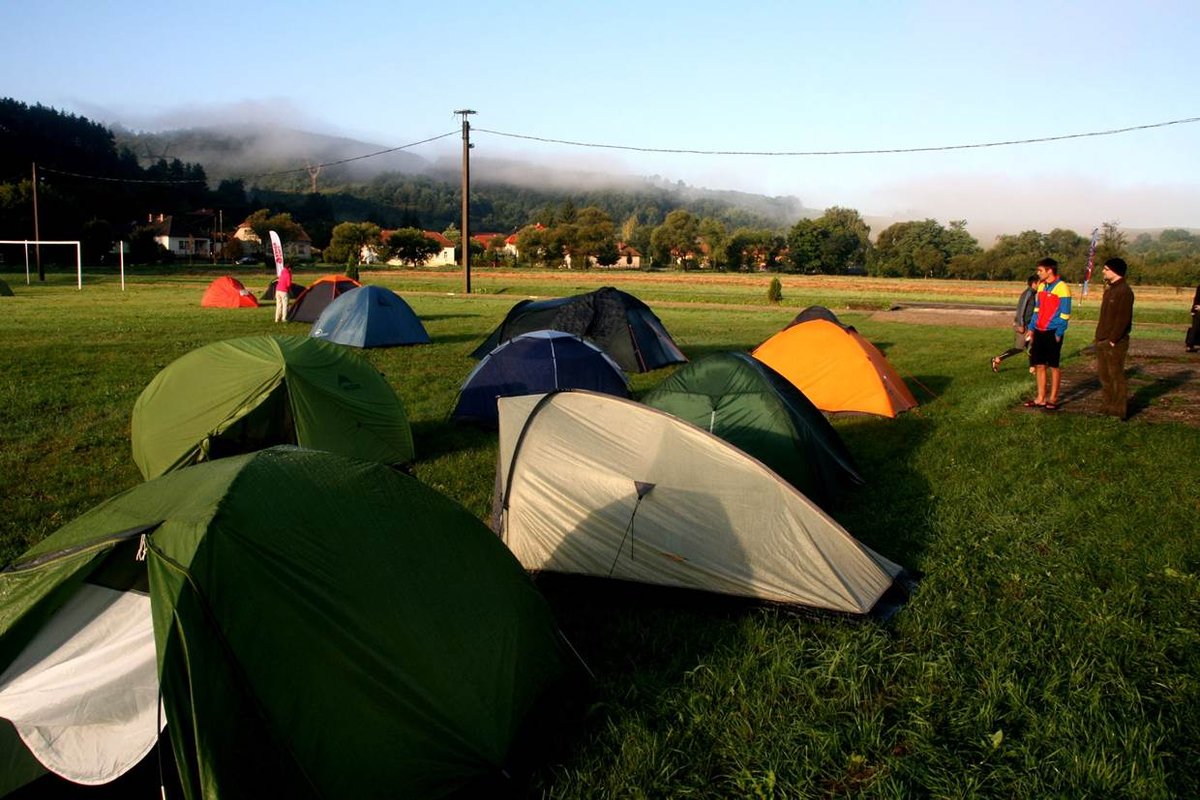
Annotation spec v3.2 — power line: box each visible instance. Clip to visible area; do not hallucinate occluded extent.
[475,116,1200,156]
[27,116,1199,188]
[37,165,207,184]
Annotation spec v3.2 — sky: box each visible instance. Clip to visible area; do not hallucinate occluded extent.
[3,0,1198,241]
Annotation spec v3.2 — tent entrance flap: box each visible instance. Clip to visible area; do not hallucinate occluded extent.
[0,584,162,785]
[207,382,296,461]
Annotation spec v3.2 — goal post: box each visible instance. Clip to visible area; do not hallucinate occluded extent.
[0,240,82,289]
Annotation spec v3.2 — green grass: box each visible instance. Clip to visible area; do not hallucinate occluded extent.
[2,270,1198,798]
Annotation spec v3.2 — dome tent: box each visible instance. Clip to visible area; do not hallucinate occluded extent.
[310,285,431,348]
[471,286,686,373]
[787,304,842,328]
[0,448,583,798]
[453,330,628,427]
[640,351,863,508]
[495,391,903,615]
[131,335,414,480]
[260,278,305,301]
[287,274,362,322]
[752,316,918,418]
[200,275,259,308]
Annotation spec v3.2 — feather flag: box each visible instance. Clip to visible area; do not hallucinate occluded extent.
[1082,227,1099,297]
[269,230,285,277]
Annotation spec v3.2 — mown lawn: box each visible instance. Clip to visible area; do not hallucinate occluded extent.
[2,269,1198,798]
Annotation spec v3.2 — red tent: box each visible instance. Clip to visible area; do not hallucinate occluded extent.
[201,276,260,308]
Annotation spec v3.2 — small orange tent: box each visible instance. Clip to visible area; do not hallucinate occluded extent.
[752,318,918,417]
[201,276,260,308]
[288,275,362,322]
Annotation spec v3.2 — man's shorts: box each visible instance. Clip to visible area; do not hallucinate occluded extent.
[1029,329,1063,368]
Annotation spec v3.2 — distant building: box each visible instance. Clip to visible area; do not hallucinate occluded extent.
[367,230,457,266]
[232,219,314,260]
[144,213,211,258]
[565,243,642,269]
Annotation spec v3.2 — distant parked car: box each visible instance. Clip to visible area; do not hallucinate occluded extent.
[237,255,259,265]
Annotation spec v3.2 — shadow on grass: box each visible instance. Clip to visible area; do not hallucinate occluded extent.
[903,373,953,405]
[426,332,489,346]
[418,313,478,321]
[1129,369,1195,417]
[527,575,778,792]
[410,418,494,461]
[832,412,936,569]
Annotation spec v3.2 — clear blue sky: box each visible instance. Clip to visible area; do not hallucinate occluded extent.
[3,0,1197,239]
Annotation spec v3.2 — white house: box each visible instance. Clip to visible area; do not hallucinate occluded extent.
[145,214,210,258]
[232,220,314,260]
[366,230,457,266]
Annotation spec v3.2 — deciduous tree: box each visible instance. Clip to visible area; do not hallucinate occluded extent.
[386,227,440,266]
[324,221,381,265]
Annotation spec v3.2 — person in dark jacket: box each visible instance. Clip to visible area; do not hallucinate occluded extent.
[1186,284,1200,353]
[991,274,1038,372]
[1093,257,1135,419]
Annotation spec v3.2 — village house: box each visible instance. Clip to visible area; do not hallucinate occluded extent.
[231,220,314,260]
[144,213,211,259]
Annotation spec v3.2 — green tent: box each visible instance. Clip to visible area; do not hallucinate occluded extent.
[0,448,581,798]
[131,335,414,480]
[640,351,863,507]
[0,279,12,297]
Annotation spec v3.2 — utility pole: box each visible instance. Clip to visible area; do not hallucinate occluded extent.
[31,162,43,281]
[454,109,476,294]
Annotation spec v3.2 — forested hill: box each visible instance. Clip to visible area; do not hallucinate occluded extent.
[114,125,812,233]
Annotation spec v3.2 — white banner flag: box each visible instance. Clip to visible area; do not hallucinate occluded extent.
[269,231,284,276]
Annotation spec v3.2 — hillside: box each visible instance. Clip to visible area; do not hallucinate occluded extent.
[114,124,814,232]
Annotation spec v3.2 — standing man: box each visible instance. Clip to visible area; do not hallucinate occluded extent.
[275,263,293,323]
[1093,257,1135,419]
[1186,283,1200,353]
[1024,257,1072,410]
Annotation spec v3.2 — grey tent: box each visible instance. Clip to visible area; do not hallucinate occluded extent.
[495,391,903,614]
[310,285,431,348]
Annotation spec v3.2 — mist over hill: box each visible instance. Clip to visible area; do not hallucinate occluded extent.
[113,124,429,189]
[113,124,813,231]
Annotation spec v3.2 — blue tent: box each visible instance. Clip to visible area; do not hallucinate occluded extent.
[453,330,629,427]
[310,285,431,348]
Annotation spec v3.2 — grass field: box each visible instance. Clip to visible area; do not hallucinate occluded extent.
[2,268,1198,798]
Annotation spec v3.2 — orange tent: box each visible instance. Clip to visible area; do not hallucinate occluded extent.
[288,274,362,322]
[201,276,260,308]
[752,318,918,417]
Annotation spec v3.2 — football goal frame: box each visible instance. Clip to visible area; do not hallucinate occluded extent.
[0,240,82,289]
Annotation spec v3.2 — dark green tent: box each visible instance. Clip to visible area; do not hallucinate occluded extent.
[131,335,414,480]
[0,279,13,297]
[0,448,581,798]
[640,351,863,507]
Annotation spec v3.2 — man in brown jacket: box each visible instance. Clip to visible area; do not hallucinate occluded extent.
[1093,257,1135,419]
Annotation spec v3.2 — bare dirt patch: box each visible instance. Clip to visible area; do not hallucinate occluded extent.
[874,306,1200,425]
[1055,339,1200,425]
